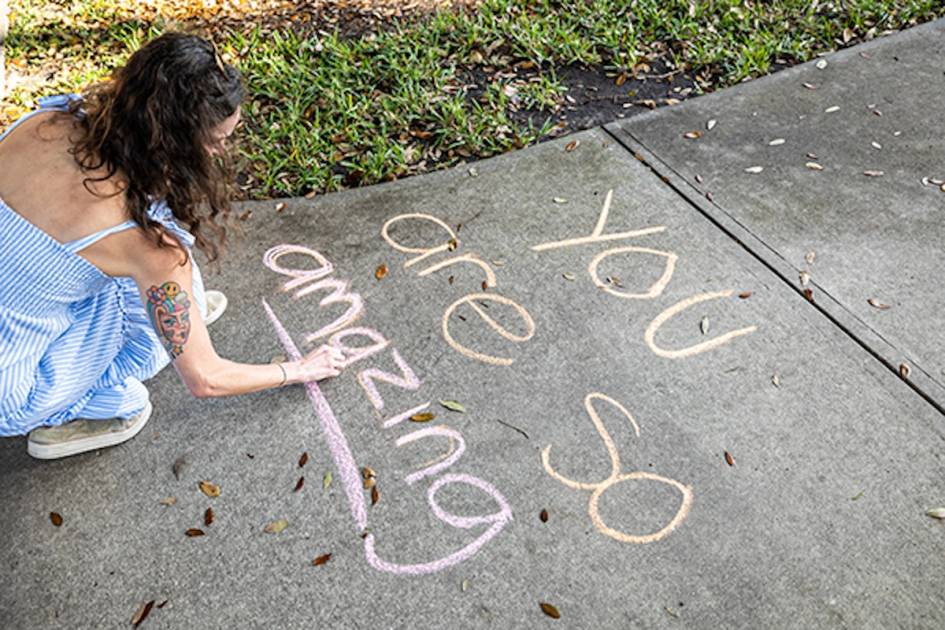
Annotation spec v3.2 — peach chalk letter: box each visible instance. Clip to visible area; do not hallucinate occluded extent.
[419,253,497,289]
[442,293,536,366]
[381,213,459,268]
[542,392,692,544]
[644,290,758,359]
[588,246,678,300]
[531,189,667,251]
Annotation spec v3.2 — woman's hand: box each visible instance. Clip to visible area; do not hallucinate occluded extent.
[283,344,345,385]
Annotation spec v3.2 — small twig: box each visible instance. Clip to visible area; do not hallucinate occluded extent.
[638,69,684,80]
[495,419,529,439]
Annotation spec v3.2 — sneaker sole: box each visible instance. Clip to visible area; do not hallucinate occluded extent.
[27,401,153,460]
[204,291,228,327]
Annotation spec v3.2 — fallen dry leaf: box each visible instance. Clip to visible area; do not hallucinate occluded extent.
[724,451,735,466]
[204,508,214,526]
[899,363,910,378]
[805,251,816,265]
[362,467,376,480]
[540,509,549,523]
[294,476,305,492]
[552,197,567,204]
[824,105,840,113]
[323,472,333,490]
[867,298,890,310]
[371,486,380,506]
[802,82,817,90]
[799,271,810,286]
[299,452,309,468]
[540,602,561,619]
[374,264,388,280]
[185,528,205,537]
[410,412,436,423]
[363,477,376,490]
[738,291,753,299]
[768,138,785,146]
[481,281,488,291]
[562,272,575,281]
[461,579,470,592]
[615,72,627,87]
[816,59,828,69]
[863,170,884,177]
[700,316,709,335]
[803,288,814,302]
[50,512,63,527]
[198,481,220,498]
[238,210,252,221]
[805,162,824,171]
[694,174,704,183]
[447,238,458,252]
[304,190,317,199]
[264,519,288,534]
[159,497,177,506]
[313,553,332,566]
[274,202,287,212]
[927,508,945,520]
[132,600,155,628]
[440,400,467,413]
[771,374,781,388]
[564,140,579,152]
[683,131,702,140]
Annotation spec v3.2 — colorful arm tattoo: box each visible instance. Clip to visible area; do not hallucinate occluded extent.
[146,281,192,358]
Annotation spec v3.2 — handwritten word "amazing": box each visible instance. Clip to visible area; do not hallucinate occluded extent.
[263,244,512,575]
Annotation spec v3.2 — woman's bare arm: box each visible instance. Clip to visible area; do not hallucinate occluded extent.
[124,231,342,398]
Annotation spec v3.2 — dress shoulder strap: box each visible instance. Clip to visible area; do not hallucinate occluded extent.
[62,220,139,254]
[0,94,82,144]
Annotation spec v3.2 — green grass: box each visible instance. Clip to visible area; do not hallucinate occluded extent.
[4,0,945,198]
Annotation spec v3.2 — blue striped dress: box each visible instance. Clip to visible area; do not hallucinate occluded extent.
[0,94,206,436]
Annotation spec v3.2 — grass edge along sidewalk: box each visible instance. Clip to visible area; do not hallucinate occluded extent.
[3,0,944,199]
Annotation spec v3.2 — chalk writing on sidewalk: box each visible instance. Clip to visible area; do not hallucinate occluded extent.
[542,393,693,544]
[263,244,512,576]
[382,213,535,366]
[531,188,757,358]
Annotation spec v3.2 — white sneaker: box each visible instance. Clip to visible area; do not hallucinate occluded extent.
[204,290,228,326]
[27,401,153,460]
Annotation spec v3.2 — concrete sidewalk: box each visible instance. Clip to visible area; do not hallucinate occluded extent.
[608,18,945,410]
[2,22,944,630]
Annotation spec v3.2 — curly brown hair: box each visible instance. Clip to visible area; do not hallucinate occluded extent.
[65,32,245,264]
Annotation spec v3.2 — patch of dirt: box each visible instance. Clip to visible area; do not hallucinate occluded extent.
[517,57,703,139]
